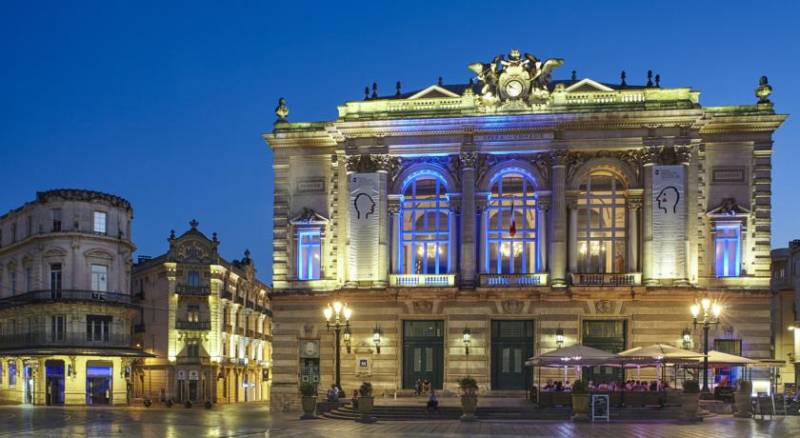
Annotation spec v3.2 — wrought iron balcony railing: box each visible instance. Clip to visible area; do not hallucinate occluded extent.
[175,320,211,331]
[389,274,456,287]
[0,289,133,308]
[175,284,210,296]
[0,332,133,350]
[479,273,549,287]
[570,272,642,287]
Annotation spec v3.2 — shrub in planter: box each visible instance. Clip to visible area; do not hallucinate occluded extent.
[458,377,479,421]
[356,382,376,423]
[299,382,318,420]
[570,380,590,422]
[681,380,701,421]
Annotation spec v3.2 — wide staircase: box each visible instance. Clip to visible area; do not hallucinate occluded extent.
[321,397,687,422]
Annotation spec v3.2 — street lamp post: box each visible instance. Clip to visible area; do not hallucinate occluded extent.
[323,301,351,393]
[690,297,722,394]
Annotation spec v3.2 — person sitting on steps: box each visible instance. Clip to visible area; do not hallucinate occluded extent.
[426,389,439,415]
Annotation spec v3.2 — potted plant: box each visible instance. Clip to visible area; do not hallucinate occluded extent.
[734,380,752,418]
[299,382,318,420]
[681,380,701,421]
[570,380,590,422]
[355,382,376,423]
[458,377,479,421]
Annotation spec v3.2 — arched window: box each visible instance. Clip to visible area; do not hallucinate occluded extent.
[484,170,538,274]
[398,173,450,274]
[577,171,626,273]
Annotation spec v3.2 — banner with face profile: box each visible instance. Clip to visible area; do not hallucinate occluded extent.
[348,173,381,281]
[652,165,687,279]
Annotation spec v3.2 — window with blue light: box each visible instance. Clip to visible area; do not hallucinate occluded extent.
[8,361,16,386]
[484,170,538,274]
[714,222,741,277]
[297,229,321,280]
[399,173,450,274]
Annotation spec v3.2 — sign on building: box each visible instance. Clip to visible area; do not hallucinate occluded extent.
[651,165,687,279]
[348,173,381,281]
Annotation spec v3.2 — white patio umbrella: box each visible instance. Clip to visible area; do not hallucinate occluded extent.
[527,344,617,385]
[684,350,760,367]
[616,344,705,382]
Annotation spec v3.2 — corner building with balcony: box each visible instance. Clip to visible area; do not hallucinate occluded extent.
[131,221,272,405]
[0,190,142,405]
[771,240,800,386]
[264,49,787,409]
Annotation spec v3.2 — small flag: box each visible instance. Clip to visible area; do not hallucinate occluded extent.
[509,197,517,237]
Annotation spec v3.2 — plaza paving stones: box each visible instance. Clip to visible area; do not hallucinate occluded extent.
[0,403,797,437]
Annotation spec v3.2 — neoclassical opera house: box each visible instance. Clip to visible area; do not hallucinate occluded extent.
[263,49,787,409]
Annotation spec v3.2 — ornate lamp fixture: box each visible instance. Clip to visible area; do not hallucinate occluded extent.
[462,327,472,355]
[323,300,352,391]
[555,327,565,349]
[343,325,352,354]
[690,297,722,394]
[682,327,692,350]
[372,325,383,354]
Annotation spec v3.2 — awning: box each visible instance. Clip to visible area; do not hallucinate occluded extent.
[682,350,761,367]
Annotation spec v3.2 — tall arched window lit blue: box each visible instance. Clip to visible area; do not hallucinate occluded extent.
[398,173,450,274]
[484,169,538,274]
[297,230,321,280]
[714,222,741,277]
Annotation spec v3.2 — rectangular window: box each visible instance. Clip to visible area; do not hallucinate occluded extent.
[86,315,111,342]
[8,361,16,386]
[91,264,108,292]
[50,263,63,296]
[187,305,200,323]
[714,223,741,277]
[187,271,201,287]
[26,215,33,237]
[297,229,321,280]
[714,339,742,356]
[11,271,17,295]
[93,211,107,234]
[51,315,65,342]
[51,208,62,232]
[25,267,33,292]
[187,340,200,357]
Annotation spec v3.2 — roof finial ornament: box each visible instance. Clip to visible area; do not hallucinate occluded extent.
[169,229,176,241]
[571,70,577,81]
[438,76,443,86]
[189,219,199,230]
[646,70,653,87]
[756,75,772,104]
[395,81,401,96]
[655,74,661,88]
[274,97,288,122]
[212,232,218,243]
[364,86,370,100]
[244,248,251,259]
[620,71,627,87]
[371,82,378,99]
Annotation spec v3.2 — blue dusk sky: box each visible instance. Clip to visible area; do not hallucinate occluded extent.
[1,1,798,283]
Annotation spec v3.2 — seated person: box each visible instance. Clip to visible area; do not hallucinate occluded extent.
[426,389,439,413]
[326,384,339,402]
[351,389,359,409]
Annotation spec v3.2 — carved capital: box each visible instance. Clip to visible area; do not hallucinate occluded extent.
[387,198,401,215]
[627,197,643,210]
[549,150,570,166]
[459,152,479,169]
[537,196,552,212]
[566,196,578,210]
[674,145,693,164]
[639,146,661,165]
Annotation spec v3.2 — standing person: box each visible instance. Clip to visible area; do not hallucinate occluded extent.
[415,378,422,397]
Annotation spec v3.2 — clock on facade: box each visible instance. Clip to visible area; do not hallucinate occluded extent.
[505,80,524,98]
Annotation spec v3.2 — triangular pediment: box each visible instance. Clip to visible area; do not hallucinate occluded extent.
[564,78,615,93]
[290,207,329,225]
[707,198,750,217]
[408,85,461,100]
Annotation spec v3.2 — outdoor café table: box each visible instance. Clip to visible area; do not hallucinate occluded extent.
[553,391,571,407]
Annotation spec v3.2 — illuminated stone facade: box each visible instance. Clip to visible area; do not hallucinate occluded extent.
[264,49,787,409]
[771,241,800,387]
[0,190,141,405]
[131,221,272,405]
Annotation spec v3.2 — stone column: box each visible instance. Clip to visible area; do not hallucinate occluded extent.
[536,196,550,272]
[459,152,478,288]
[641,147,659,286]
[627,197,642,272]
[676,146,693,286]
[549,151,568,287]
[388,199,401,274]
[567,197,578,275]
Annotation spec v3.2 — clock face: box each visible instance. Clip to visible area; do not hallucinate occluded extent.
[505,80,524,98]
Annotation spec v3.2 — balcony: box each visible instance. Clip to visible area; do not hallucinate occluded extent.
[480,273,548,287]
[389,274,456,288]
[570,272,642,287]
[175,284,210,296]
[224,324,233,333]
[176,356,210,365]
[0,289,133,308]
[175,320,211,330]
[0,332,132,350]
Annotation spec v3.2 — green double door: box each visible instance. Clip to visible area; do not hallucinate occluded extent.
[402,320,444,390]
[491,320,534,390]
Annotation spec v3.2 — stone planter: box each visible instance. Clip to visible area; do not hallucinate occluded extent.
[734,381,752,418]
[681,392,700,421]
[300,395,317,420]
[571,393,589,422]
[460,394,478,421]
[356,396,376,423]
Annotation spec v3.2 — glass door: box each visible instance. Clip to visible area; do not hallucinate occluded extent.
[402,321,444,389]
